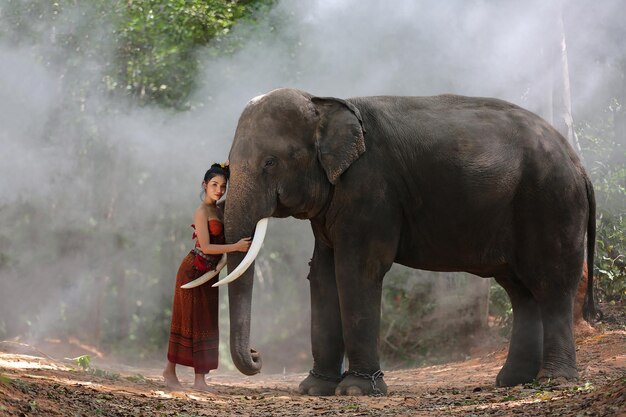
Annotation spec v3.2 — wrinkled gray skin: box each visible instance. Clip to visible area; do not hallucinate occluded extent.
[224,88,595,396]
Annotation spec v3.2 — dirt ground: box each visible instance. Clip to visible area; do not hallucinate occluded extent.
[0,303,624,417]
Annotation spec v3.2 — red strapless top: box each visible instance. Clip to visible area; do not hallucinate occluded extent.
[192,219,224,244]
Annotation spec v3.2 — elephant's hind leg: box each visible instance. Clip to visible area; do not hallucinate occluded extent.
[298,241,345,396]
[494,274,543,387]
[521,250,580,383]
[536,287,578,383]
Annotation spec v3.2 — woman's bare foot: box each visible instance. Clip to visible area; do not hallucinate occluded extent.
[192,374,211,391]
[163,369,183,389]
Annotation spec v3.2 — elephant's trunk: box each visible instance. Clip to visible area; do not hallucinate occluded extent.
[224,185,264,375]
[226,251,262,375]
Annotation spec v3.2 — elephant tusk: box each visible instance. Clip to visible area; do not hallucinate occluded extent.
[212,218,269,287]
[181,254,227,289]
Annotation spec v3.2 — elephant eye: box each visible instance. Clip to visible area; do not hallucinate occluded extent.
[264,158,276,167]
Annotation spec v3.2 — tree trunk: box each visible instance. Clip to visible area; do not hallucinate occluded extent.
[550,2,583,156]
[615,59,626,153]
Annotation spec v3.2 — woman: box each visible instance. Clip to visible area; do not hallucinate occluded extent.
[163,163,251,390]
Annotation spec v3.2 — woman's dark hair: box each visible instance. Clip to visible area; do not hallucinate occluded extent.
[203,163,230,182]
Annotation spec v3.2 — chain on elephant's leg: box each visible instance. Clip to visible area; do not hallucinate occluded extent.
[299,370,343,396]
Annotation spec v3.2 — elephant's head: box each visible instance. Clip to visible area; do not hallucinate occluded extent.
[221,88,366,375]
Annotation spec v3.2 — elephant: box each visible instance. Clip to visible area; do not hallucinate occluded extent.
[218,88,596,396]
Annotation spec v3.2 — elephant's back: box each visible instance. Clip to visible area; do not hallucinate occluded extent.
[350,94,580,187]
[349,94,540,146]
[346,93,586,229]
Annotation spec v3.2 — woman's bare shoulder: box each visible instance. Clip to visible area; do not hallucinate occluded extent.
[194,204,210,221]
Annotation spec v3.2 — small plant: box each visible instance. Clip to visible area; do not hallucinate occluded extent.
[70,355,119,380]
[73,355,91,370]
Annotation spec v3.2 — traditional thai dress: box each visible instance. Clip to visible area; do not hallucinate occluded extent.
[167,219,224,373]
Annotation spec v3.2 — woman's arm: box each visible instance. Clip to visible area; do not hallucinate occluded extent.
[194,206,251,254]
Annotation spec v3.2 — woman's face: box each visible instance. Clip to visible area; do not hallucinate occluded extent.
[204,175,227,203]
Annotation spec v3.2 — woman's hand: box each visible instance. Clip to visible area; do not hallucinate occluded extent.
[234,237,252,252]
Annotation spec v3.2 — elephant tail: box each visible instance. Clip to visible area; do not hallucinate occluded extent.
[583,173,600,322]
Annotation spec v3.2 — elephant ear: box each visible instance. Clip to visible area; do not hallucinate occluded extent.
[312,96,366,184]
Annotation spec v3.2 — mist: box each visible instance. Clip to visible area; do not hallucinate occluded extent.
[1,0,624,373]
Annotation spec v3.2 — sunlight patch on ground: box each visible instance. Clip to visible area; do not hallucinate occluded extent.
[151,390,173,399]
[184,393,221,402]
[430,367,454,374]
[0,354,72,371]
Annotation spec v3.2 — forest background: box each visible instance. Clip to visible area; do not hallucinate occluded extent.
[0,0,624,374]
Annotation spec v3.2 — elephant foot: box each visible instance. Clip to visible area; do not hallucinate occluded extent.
[335,370,387,396]
[495,363,539,387]
[536,366,578,385]
[298,370,341,396]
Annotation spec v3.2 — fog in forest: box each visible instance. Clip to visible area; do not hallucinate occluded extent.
[0,0,624,373]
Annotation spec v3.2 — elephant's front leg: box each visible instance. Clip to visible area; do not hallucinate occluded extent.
[334,242,392,396]
[298,241,345,396]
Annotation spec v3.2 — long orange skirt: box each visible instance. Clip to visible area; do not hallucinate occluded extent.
[167,252,219,373]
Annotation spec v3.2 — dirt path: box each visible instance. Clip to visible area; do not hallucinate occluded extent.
[1,305,624,416]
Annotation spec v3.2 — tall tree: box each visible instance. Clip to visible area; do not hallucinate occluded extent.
[551,2,583,155]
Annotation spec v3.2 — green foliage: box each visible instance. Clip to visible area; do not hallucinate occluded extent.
[72,355,121,379]
[0,0,275,109]
[489,282,512,335]
[115,0,275,108]
[579,98,626,303]
[595,211,626,302]
[73,354,91,370]
[114,0,274,108]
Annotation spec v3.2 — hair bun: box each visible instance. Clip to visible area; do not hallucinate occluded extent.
[203,162,230,182]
